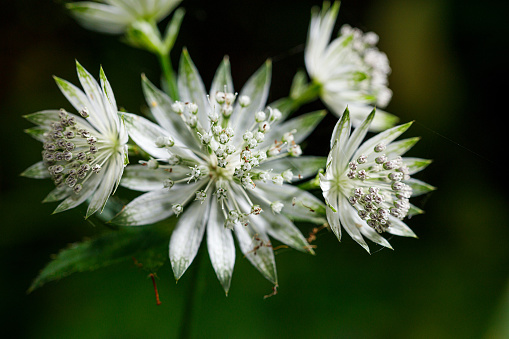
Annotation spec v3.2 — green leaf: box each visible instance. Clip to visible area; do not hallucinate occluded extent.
[289,69,308,99]
[28,223,174,293]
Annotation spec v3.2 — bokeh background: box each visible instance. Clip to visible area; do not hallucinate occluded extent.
[1,0,508,338]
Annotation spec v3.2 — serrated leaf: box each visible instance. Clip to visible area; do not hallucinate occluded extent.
[28,223,174,293]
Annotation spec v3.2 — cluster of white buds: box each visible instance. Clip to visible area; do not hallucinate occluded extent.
[41,108,105,194]
[346,143,413,233]
[339,24,392,107]
[140,92,306,231]
[172,101,199,128]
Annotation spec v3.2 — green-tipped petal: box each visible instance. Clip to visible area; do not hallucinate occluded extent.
[21,162,51,179]
[170,199,211,281]
[206,198,235,294]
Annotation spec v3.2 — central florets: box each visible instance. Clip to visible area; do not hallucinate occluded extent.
[341,142,413,233]
[144,91,304,229]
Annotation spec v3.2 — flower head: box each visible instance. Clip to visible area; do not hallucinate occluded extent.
[319,108,434,252]
[67,0,182,34]
[305,1,397,131]
[22,61,129,218]
[112,50,326,293]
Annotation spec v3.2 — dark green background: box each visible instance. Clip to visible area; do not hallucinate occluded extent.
[1,0,508,338]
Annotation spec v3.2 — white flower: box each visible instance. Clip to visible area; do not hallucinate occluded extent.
[305,1,398,131]
[22,61,129,218]
[67,0,182,34]
[319,108,434,252]
[112,50,327,293]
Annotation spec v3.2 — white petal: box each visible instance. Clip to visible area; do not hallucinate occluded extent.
[255,182,326,225]
[206,198,235,294]
[53,171,101,214]
[86,154,122,218]
[67,2,132,34]
[21,161,51,179]
[231,184,277,283]
[122,112,198,161]
[258,156,326,181]
[141,75,201,152]
[112,179,206,225]
[386,216,417,238]
[178,50,210,129]
[358,223,393,249]
[230,61,271,143]
[170,199,211,280]
[337,196,370,253]
[75,61,113,134]
[233,222,277,284]
[353,120,413,163]
[261,110,326,149]
[120,164,187,191]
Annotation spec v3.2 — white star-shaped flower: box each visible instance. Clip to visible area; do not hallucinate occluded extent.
[305,1,398,131]
[320,107,434,252]
[22,61,129,218]
[112,50,327,293]
[67,0,182,34]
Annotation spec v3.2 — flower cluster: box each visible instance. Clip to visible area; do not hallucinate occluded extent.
[23,61,128,218]
[23,0,433,294]
[112,51,326,292]
[305,2,397,131]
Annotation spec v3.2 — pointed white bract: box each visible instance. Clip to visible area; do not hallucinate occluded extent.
[67,0,182,34]
[305,2,397,131]
[22,62,129,218]
[112,50,327,293]
[320,108,434,252]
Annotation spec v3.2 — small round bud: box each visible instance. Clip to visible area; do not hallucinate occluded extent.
[269,108,282,122]
[155,135,175,148]
[172,204,183,216]
[186,115,197,128]
[271,201,284,214]
[215,92,225,104]
[282,169,294,182]
[258,122,270,133]
[221,104,233,117]
[163,179,174,189]
[195,190,207,202]
[255,111,266,123]
[225,93,235,105]
[171,101,184,114]
[374,143,386,152]
[187,103,198,114]
[272,175,284,186]
[147,159,159,169]
[239,95,251,107]
[289,144,302,157]
[79,107,89,118]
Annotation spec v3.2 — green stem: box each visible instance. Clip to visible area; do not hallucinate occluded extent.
[158,52,179,101]
[273,81,322,118]
[178,248,205,339]
[290,81,322,110]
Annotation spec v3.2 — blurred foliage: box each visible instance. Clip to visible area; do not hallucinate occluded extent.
[1,0,509,338]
